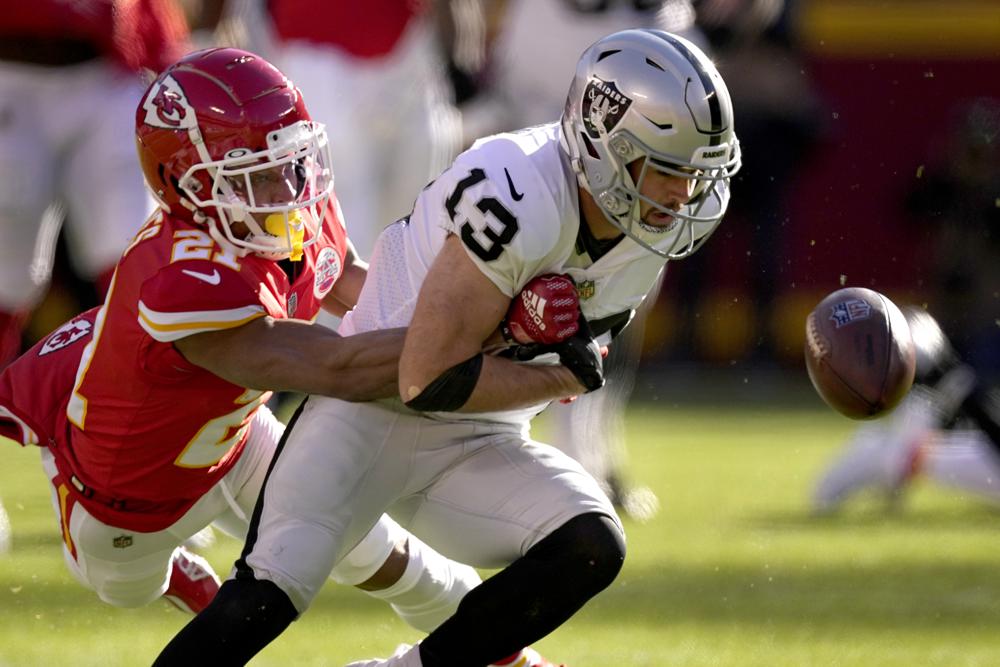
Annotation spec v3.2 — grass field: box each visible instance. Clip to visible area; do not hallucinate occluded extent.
[3,401,1000,666]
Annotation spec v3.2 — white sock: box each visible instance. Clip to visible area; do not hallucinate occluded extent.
[0,499,11,555]
[395,643,424,667]
[366,535,481,633]
[922,430,1000,503]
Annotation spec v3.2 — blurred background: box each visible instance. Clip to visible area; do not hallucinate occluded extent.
[2,2,1000,665]
[14,0,1000,384]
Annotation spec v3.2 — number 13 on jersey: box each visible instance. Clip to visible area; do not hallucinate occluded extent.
[446,168,520,262]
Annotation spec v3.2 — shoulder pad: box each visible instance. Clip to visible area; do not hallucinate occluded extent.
[138,261,264,342]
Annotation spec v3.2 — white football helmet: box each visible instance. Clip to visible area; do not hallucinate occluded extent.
[561,29,741,259]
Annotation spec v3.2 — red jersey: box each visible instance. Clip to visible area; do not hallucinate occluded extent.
[268,0,424,59]
[0,309,98,448]
[48,208,348,532]
[0,0,189,72]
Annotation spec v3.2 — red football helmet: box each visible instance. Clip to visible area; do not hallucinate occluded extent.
[135,48,335,260]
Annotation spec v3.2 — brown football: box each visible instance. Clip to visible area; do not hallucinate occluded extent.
[804,287,916,419]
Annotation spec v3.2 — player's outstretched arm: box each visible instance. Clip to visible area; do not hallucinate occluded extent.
[174,317,404,401]
[399,235,586,413]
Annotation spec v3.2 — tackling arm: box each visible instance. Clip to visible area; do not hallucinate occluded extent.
[174,317,404,402]
[399,235,584,413]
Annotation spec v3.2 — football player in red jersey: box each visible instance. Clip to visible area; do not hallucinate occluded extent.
[0,3,187,553]
[0,48,484,633]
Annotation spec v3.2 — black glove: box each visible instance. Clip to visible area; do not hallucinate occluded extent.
[551,331,604,393]
[499,313,604,393]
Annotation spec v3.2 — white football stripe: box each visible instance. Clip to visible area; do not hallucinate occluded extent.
[137,301,266,342]
[0,405,38,446]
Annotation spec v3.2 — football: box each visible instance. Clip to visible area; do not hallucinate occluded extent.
[804,287,916,419]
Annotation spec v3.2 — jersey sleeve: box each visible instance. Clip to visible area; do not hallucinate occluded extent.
[431,140,564,298]
[0,308,98,446]
[137,261,266,342]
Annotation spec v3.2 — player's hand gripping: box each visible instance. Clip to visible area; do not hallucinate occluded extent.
[504,313,604,393]
[547,313,605,393]
[501,274,581,345]
[500,284,604,396]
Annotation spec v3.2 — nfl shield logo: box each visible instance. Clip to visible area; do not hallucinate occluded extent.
[828,299,871,328]
[112,535,133,549]
[576,280,596,300]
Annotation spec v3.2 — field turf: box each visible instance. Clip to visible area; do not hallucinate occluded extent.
[2,401,999,666]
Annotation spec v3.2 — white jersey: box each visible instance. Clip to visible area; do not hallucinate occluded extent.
[339,122,667,425]
[240,128,624,620]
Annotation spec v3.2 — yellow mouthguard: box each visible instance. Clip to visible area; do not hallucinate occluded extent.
[264,211,305,261]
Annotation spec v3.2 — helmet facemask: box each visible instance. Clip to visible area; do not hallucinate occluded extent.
[561,29,742,260]
[180,121,334,261]
[590,126,741,259]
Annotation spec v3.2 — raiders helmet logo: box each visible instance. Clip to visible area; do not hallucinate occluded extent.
[39,319,92,356]
[142,76,197,130]
[582,78,633,139]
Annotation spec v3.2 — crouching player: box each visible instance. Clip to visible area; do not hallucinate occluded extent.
[0,47,485,629]
[0,49,571,667]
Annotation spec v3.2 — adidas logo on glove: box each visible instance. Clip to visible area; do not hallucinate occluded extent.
[503,274,581,345]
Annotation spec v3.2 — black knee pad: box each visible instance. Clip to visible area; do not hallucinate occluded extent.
[153,578,297,666]
[214,577,298,625]
[419,513,625,665]
[527,512,626,594]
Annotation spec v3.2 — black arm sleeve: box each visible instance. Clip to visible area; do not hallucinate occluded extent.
[405,353,484,412]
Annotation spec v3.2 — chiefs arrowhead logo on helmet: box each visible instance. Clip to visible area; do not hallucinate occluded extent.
[142,76,196,130]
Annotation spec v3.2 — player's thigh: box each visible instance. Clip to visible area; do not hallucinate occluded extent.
[393,435,621,569]
[62,68,153,278]
[242,397,404,612]
[40,450,192,607]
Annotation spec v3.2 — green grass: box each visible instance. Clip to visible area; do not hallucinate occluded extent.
[3,403,1000,666]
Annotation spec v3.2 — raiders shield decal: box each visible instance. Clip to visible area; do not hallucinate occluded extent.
[583,78,633,139]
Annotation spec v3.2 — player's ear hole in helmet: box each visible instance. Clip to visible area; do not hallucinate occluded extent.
[134,48,335,261]
[560,29,741,260]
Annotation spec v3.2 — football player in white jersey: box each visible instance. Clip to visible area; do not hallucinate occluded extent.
[490,0,706,522]
[815,307,1000,513]
[155,29,740,667]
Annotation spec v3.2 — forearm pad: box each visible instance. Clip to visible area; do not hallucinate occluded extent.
[405,353,484,412]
